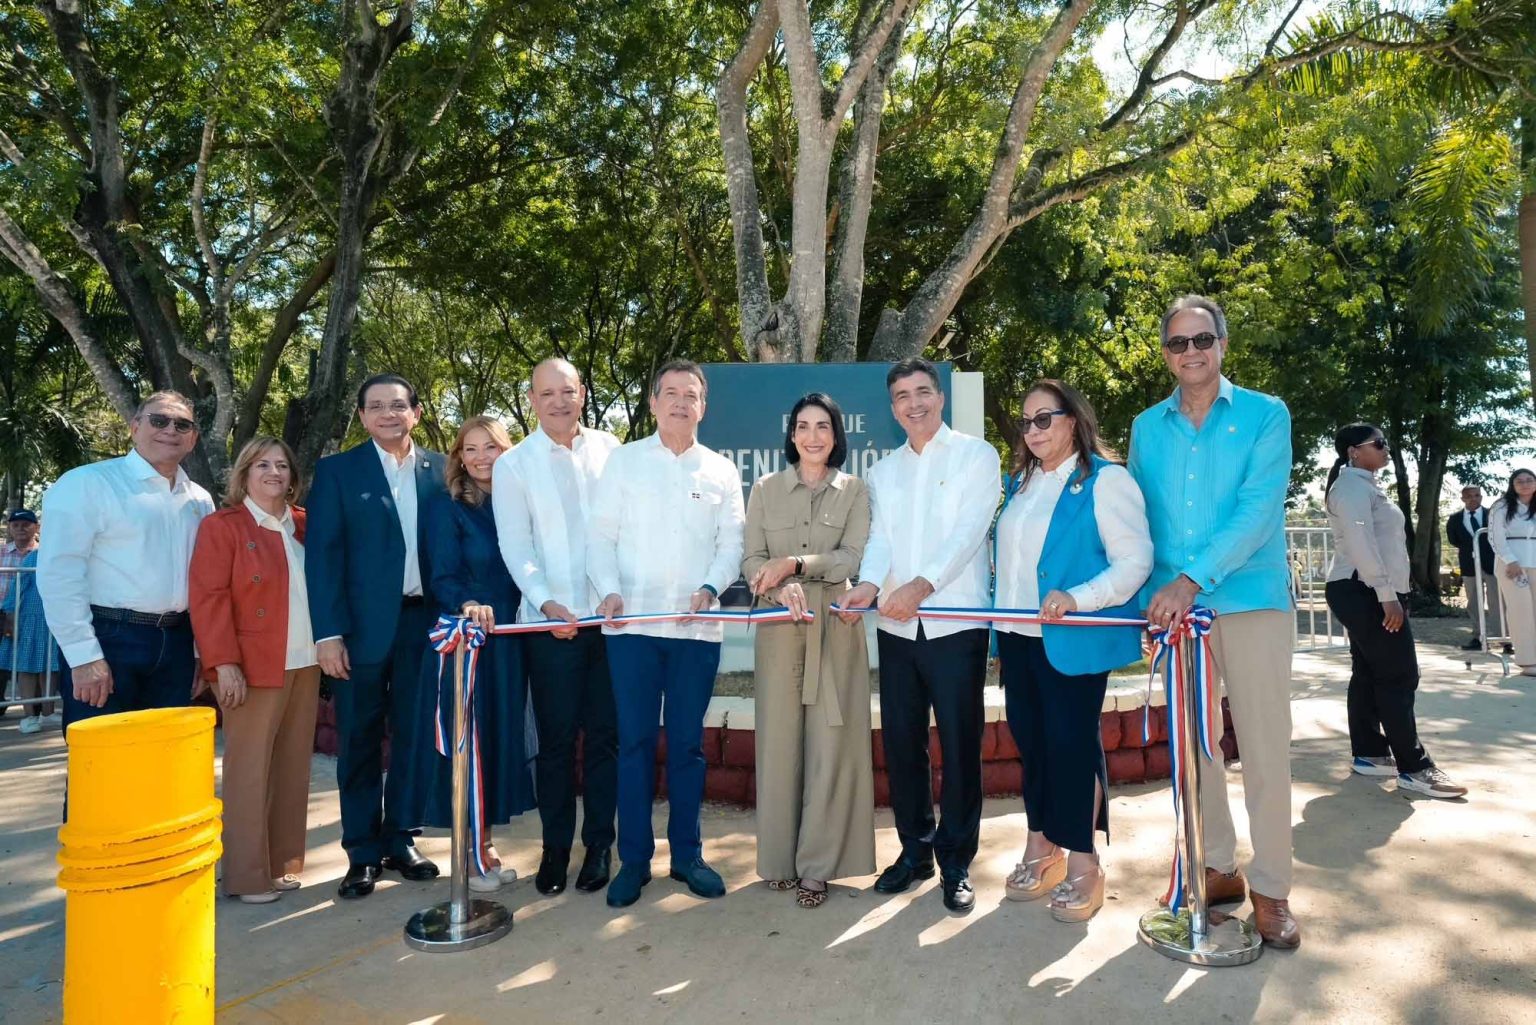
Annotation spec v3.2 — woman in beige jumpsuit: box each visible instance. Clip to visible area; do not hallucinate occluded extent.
[742,393,874,908]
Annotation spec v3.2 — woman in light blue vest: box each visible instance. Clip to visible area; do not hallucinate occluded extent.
[995,380,1152,923]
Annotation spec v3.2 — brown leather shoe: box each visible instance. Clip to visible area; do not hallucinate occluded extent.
[1205,867,1247,906]
[1250,891,1301,949]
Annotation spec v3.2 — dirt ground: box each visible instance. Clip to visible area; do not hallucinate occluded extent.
[2,628,1533,1025]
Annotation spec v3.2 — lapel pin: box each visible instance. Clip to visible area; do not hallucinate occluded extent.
[1069,482,1083,495]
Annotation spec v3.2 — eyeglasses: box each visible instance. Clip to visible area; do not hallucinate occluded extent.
[363,401,413,415]
[141,413,197,434]
[1163,332,1219,354]
[1355,438,1388,451]
[1021,409,1068,433]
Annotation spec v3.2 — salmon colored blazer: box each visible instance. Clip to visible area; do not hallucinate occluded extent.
[189,503,308,688]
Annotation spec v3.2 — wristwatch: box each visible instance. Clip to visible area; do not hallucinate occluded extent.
[793,556,805,576]
[698,583,718,597]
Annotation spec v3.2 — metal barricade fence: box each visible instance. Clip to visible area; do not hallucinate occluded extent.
[0,564,64,715]
[1285,526,1347,651]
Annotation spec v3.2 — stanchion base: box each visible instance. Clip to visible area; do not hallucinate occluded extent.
[404,899,513,953]
[1137,908,1263,967]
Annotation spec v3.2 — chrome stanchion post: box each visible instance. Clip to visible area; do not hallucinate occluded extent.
[1138,625,1262,966]
[405,621,513,952]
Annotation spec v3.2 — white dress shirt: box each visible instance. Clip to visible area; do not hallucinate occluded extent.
[1325,468,1410,600]
[37,450,215,666]
[243,497,317,670]
[586,434,745,642]
[374,440,422,597]
[493,424,621,621]
[994,461,1153,637]
[858,423,1001,640]
[1490,499,1536,570]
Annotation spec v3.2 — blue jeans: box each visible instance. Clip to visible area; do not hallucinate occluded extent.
[605,633,720,866]
[61,615,195,731]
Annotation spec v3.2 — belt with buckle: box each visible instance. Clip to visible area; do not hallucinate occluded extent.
[90,605,190,629]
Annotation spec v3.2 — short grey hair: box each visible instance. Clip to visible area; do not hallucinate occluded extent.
[651,359,707,398]
[134,389,196,420]
[1159,295,1228,345]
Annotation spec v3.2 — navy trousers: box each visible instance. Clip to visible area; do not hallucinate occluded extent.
[60,614,195,730]
[876,625,988,874]
[997,631,1110,853]
[331,600,434,866]
[526,629,618,850]
[605,633,720,866]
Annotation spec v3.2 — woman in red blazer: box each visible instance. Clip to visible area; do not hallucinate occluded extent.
[190,436,320,904]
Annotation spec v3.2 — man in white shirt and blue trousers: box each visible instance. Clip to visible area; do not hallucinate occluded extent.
[842,359,1002,914]
[38,391,215,734]
[587,360,745,908]
[494,358,622,896]
[306,373,447,899]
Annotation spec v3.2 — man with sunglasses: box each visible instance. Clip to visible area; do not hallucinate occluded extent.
[37,391,215,733]
[1127,295,1301,949]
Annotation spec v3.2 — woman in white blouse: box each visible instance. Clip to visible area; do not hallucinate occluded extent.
[994,380,1152,923]
[190,437,321,903]
[1322,424,1466,799]
[1489,468,1536,676]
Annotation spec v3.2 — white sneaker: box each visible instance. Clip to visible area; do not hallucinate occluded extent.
[42,711,62,726]
[1351,756,1397,777]
[1398,767,1468,799]
[17,716,42,735]
[468,870,503,893]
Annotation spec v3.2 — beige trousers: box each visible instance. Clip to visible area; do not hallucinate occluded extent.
[1495,560,1536,665]
[221,666,322,895]
[1199,610,1295,899]
[1463,574,1499,638]
[753,613,875,882]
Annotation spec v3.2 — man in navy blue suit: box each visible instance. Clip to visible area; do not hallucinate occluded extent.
[306,373,447,898]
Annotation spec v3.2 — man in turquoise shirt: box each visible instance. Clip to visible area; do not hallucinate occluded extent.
[1128,295,1300,950]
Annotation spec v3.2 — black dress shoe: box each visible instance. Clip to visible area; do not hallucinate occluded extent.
[382,846,440,882]
[536,847,571,895]
[873,858,935,894]
[941,871,975,914]
[338,863,382,899]
[575,846,612,893]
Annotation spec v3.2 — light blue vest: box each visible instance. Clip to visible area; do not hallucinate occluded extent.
[1003,455,1144,676]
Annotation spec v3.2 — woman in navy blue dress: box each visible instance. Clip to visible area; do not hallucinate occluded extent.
[409,415,536,892]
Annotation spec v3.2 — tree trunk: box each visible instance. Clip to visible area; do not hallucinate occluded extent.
[284,1,418,473]
[824,7,907,362]
[1519,100,1536,417]
[1411,432,1450,597]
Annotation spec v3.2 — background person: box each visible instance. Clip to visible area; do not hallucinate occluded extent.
[494,358,621,897]
[1,509,60,733]
[189,437,322,903]
[994,381,1151,923]
[1323,424,1466,798]
[839,358,1001,915]
[587,359,745,908]
[37,391,214,732]
[305,373,446,899]
[741,392,874,909]
[411,416,536,893]
[1489,468,1536,677]
[1446,486,1498,650]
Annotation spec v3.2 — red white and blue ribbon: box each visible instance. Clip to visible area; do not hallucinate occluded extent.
[428,615,492,878]
[1145,605,1220,913]
[828,603,1148,628]
[484,606,811,635]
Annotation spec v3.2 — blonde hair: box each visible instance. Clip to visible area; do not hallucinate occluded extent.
[445,416,513,506]
[224,436,301,508]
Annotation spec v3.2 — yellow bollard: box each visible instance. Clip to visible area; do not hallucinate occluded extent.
[57,707,222,1024]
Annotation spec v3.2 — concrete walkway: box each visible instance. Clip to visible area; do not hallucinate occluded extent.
[2,641,1534,1024]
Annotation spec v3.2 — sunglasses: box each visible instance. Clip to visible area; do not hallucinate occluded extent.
[142,412,197,434]
[1163,332,1219,354]
[1355,438,1387,451]
[1021,409,1068,433]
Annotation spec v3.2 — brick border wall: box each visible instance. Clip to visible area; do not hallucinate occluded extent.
[313,697,1238,807]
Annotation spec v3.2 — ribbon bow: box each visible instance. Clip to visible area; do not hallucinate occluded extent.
[428,615,491,877]
[1144,605,1220,913]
